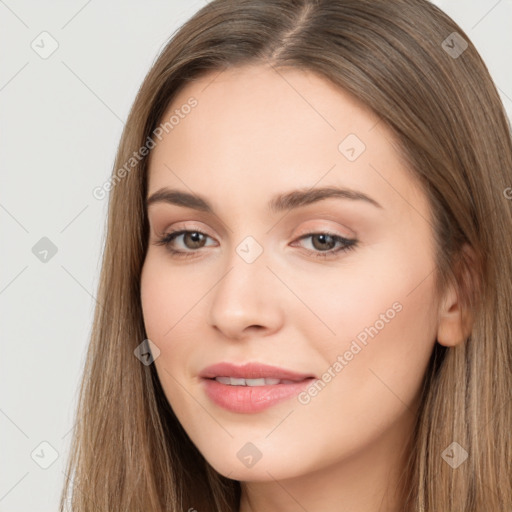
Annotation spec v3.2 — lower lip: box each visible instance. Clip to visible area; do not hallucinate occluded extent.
[202,378,314,413]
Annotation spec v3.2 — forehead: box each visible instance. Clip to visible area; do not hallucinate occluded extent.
[146,63,427,220]
[154,63,381,155]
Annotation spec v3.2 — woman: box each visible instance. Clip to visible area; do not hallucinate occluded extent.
[60,1,512,510]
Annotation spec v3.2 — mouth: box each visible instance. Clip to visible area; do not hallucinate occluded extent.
[199,362,316,413]
[206,376,311,386]
[199,361,315,382]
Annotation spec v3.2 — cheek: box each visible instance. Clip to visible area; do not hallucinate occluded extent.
[304,243,439,418]
[140,254,204,340]
[302,296,436,462]
[140,254,211,393]
[140,258,203,424]
[294,241,437,348]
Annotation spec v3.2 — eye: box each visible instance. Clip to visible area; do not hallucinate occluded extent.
[292,232,358,259]
[154,229,215,259]
[153,229,358,260]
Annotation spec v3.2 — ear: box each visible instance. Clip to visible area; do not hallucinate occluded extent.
[436,244,478,347]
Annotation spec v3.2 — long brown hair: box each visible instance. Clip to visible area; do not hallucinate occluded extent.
[60,1,512,510]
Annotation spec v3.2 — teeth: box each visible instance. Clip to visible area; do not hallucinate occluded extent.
[214,377,286,386]
[215,376,233,385]
[244,378,267,386]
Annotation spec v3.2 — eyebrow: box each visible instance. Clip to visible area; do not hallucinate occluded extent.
[146,185,383,213]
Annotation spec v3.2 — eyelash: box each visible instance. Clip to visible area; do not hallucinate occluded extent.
[154,229,358,260]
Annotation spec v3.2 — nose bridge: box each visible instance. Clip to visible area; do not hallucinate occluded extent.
[219,232,270,293]
[215,238,270,310]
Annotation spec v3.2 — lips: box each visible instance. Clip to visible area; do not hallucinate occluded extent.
[199,362,315,382]
[199,362,316,413]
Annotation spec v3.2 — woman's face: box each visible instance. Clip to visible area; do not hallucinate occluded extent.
[140,64,443,484]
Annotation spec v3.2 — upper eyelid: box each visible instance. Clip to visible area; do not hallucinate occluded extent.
[149,206,361,238]
[159,225,353,239]
[158,217,355,236]
[158,224,213,239]
[170,229,216,243]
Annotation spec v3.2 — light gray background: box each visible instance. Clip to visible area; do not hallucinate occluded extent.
[1,1,511,511]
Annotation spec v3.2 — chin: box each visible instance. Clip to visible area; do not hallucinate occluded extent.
[198,438,313,483]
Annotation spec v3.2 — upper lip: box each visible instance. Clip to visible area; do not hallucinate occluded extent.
[199,362,315,381]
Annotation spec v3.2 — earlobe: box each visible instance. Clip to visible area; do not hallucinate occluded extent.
[436,244,478,347]
[436,285,468,347]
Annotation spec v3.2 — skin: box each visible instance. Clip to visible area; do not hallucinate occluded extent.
[140,63,467,512]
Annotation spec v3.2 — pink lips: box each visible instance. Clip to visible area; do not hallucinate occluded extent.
[199,362,314,381]
[199,362,315,414]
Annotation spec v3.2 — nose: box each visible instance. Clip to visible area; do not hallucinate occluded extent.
[207,251,285,340]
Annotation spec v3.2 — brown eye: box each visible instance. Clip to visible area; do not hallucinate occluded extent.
[293,232,358,259]
[154,229,216,258]
[181,231,207,249]
[310,233,337,251]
